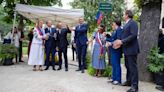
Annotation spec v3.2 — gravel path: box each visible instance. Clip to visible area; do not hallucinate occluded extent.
[0,48,162,92]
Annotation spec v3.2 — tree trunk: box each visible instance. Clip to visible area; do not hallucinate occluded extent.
[138,1,162,81]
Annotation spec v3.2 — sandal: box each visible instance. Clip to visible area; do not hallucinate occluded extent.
[33,68,37,71]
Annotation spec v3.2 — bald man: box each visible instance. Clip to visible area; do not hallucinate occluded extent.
[44,20,58,71]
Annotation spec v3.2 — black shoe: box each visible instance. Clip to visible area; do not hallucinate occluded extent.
[57,67,62,71]
[76,69,81,71]
[127,87,138,92]
[52,67,56,71]
[81,70,85,73]
[65,68,68,71]
[44,67,49,70]
[156,85,164,91]
[122,81,131,86]
[19,60,24,62]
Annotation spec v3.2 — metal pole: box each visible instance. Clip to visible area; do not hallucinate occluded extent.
[12,11,17,42]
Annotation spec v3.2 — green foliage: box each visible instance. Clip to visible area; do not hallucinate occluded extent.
[0,43,18,59]
[134,0,142,8]
[70,0,125,33]
[147,47,164,73]
[86,50,112,77]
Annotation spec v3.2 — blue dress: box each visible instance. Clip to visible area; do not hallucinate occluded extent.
[92,32,106,69]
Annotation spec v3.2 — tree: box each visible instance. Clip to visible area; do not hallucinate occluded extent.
[70,0,125,33]
[135,0,162,81]
[0,0,62,31]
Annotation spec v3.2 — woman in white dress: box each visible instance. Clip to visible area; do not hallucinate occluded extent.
[28,20,48,71]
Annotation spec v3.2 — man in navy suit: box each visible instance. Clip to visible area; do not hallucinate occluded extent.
[113,10,139,92]
[44,20,58,71]
[74,17,88,73]
[56,22,71,71]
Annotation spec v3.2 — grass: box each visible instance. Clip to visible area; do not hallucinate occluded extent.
[23,47,28,55]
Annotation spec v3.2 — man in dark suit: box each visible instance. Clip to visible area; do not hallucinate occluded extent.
[56,22,71,71]
[74,17,88,73]
[113,10,139,92]
[44,20,58,71]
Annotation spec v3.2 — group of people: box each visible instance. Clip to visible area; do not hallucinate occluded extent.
[28,17,88,74]
[89,10,139,92]
[27,10,139,92]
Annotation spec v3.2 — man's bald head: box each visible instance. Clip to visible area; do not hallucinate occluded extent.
[57,21,62,29]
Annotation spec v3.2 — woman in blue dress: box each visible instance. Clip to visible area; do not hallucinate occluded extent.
[106,19,122,85]
[91,25,106,77]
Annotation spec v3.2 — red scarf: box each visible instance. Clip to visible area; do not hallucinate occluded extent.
[96,32,104,55]
[36,27,45,45]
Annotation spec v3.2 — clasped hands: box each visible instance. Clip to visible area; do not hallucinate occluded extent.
[106,39,122,49]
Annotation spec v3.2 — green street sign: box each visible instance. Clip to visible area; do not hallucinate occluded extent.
[99,3,112,12]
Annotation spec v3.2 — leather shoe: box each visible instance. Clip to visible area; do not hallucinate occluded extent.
[65,68,68,71]
[81,70,85,73]
[76,69,81,71]
[127,88,138,92]
[122,81,131,86]
[57,67,62,71]
[44,67,49,70]
[52,67,56,71]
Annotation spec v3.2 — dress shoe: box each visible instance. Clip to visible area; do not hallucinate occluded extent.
[127,87,138,92]
[19,60,24,62]
[156,85,164,91]
[122,81,131,86]
[65,68,68,71]
[57,67,62,71]
[76,69,81,71]
[44,67,49,70]
[52,67,56,71]
[81,70,85,73]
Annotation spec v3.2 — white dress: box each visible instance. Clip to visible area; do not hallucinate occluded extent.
[28,27,45,65]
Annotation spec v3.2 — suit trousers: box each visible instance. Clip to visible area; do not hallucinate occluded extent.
[77,44,87,70]
[45,47,56,67]
[125,55,139,89]
[58,47,68,69]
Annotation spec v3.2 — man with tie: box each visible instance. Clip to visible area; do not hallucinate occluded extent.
[113,10,140,92]
[56,22,71,71]
[44,20,58,70]
[74,17,88,73]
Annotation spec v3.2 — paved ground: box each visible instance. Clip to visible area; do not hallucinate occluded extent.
[0,48,162,92]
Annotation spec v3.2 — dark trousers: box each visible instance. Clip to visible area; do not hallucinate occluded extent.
[111,52,122,83]
[125,55,139,89]
[72,44,76,61]
[58,47,68,69]
[45,47,56,68]
[19,41,22,62]
[77,44,87,70]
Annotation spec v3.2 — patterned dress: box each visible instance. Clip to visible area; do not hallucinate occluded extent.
[92,32,106,69]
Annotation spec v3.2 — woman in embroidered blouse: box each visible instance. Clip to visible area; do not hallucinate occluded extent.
[28,20,48,71]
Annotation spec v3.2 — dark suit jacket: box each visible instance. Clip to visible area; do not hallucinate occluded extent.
[121,19,140,55]
[45,28,58,49]
[74,23,88,46]
[57,28,71,49]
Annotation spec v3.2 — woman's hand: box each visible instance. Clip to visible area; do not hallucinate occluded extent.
[106,42,112,47]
